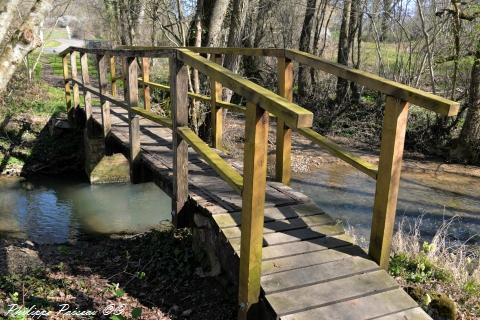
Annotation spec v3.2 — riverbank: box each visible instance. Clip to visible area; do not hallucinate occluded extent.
[0,228,236,319]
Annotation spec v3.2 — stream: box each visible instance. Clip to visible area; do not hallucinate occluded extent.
[291,164,480,246]
[0,175,171,244]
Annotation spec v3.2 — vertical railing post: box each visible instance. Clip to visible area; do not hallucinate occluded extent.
[142,57,151,111]
[110,56,117,97]
[369,96,409,269]
[80,52,93,135]
[70,51,80,121]
[62,53,72,122]
[238,102,269,320]
[96,54,111,142]
[210,54,223,149]
[170,53,189,227]
[123,57,128,98]
[126,56,141,183]
[275,57,294,185]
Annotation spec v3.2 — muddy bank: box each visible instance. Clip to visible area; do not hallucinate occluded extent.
[0,113,83,177]
[0,229,236,320]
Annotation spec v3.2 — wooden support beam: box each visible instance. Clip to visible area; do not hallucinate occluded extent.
[275,57,294,185]
[80,52,93,135]
[369,96,409,269]
[211,53,223,149]
[62,54,72,122]
[170,54,189,227]
[110,56,117,97]
[238,102,269,320]
[126,56,141,183]
[142,57,151,111]
[96,54,111,141]
[70,51,80,120]
[123,57,128,98]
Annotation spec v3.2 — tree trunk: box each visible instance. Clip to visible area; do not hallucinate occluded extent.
[206,0,230,47]
[0,0,52,93]
[380,0,392,41]
[298,0,318,98]
[458,43,480,163]
[223,0,250,101]
[0,0,20,45]
[335,0,351,103]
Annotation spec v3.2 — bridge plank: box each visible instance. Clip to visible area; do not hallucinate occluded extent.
[261,256,379,294]
[213,203,325,228]
[280,289,423,320]
[374,307,432,319]
[267,270,398,316]
[261,245,367,275]
[221,214,335,239]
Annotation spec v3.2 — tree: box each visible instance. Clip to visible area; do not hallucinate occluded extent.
[298,0,318,98]
[0,0,52,93]
[206,0,230,47]
[335,0,351,103]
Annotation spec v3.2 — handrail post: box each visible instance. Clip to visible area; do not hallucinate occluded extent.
[79,52,93,135]
[126,56,141,183]
[110,56,117,97]
[122,57,128,98]
[62,53,72,122]
[70,51,80,122]
[96,54,111,142]
[142,57,151,111]
[210,54,223,149]
[275,57,294,185]
[170,53,189,227]
[369,96,409,269]
[238,102,269,320]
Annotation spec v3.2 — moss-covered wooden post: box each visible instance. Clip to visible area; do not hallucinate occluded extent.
[80,52,93,135]
[142,57,151,111]
[170,53,189,227]
[126,56,141,183]
[369,96,409,269]
[70,51,80,121]
[110,56,117,97]
[275,57,294,185]
[210,54,223,149]
[62,53,72,122]
[238,101,269,320]
[96,54,111,141]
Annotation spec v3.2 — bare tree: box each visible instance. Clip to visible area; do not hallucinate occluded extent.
[0,0,52,93]
[298,0,318,98]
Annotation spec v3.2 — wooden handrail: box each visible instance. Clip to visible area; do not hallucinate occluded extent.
[177,126,244,193]
[285,50,459,116]
[131,107,172,127]
[297,128,378,179]
[177,49,313,129]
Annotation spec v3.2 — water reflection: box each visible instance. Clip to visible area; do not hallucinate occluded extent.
[0,176,171,244]
[291,165,480,245]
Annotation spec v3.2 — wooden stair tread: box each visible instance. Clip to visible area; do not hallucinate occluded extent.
[280,289,426,320]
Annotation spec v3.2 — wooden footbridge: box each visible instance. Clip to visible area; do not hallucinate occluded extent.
[59,46,459,320]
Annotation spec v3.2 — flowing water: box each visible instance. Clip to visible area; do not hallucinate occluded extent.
[0,176,171,244]
[291,164,480,246]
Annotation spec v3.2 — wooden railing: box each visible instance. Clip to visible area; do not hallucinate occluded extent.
[59,46,459,320]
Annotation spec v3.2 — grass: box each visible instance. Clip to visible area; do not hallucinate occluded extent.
[389,215,480,319]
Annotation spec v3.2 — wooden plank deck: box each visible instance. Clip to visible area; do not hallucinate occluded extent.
[92,106,431,320]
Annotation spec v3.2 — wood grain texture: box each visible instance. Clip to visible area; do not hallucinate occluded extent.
[62,54,72,120]
[126,57,140,183]
[369,96,409,269]
[170,54,189,227]
[238,102,269,319]
[211,53,223,149]
[70,51,80,113]
[275,57,294,184]
[110,56,117,97]
[142,57,151,111]
[96,54,111,139]
[79,52,93,134]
